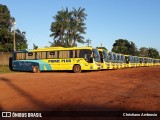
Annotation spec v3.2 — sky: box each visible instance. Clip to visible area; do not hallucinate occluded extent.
[1,0,160,52]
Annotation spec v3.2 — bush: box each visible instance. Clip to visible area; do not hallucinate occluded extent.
[0,65,11,73]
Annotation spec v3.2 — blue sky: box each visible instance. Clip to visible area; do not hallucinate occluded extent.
[1,0,160,52]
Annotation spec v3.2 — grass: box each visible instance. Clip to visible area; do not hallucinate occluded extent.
[0,65,14,73]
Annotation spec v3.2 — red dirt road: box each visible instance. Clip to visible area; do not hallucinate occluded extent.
[0,66,160,112]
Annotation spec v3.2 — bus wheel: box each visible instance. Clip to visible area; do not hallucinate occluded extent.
[73,65,81,73]
[32,66,40,73]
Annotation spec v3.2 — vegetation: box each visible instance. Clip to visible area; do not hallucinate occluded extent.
[148,48,159,59]
[139,47,149,57]
[15,29,28,50]
[112,39,159,58]
[0,65,13,73]
[0,4,28,52]
[139,47,159,58]
[112,39,139,56]
[84,39,92,47]
[50,7,87,47]
[33,43,38,50]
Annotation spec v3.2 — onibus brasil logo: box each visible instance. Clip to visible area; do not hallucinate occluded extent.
[2,112,42,118]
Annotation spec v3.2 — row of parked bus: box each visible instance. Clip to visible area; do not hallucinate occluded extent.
[98,49,160,70]
[10,47,160,73]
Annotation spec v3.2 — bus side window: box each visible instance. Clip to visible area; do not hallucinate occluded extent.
[59,51,69,59]
[84,51,91,62]
[76,50,80,58]
[28,52,33,56]
[50,51,55,55]
[16,53,25,60]
[69,50,73,58]
[47,51,56,59]
[74,50,77,58]
[26,52,35,60]
[36,52,47,59]
[79,50,84,58]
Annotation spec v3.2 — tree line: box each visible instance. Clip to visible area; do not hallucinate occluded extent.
[0,4,27,52]
[0,4,159,58]
[111,39,159,59]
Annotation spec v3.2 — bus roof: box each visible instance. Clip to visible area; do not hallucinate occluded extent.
[30,46,94,52]
[97,49,103,52]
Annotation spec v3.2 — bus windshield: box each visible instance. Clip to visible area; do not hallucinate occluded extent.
[93,49,101,62]
[103,50,108,62]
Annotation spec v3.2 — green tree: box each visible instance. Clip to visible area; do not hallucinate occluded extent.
[15,29,28,50]
[0,4,12,29]
[0,4,28,52]
[112,39,138,55]
[139,47,149,57]
[84,38,92,47]
[33,43,38,50]
[50,7,87,47]
[148,48,159,59]
[0,27,13,51]
[0,4,13,51]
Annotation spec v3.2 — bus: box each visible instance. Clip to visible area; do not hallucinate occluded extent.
[116,53,125,68]
[144,57,153,67]
[98,49,117,69]
[11,47,101,73]
[153,59,160,66]
[98,49,109,69]
[111,52,125,69]
[125,55,140,68]
[124,55,131,68]
[98,49,125,69]
[139,57,145,67]
[148,58,153,66]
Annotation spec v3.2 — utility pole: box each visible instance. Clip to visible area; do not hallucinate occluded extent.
[101,43,102,49]
[13,20,16,51]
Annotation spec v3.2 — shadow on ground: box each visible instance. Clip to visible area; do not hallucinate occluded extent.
[0,77,152,111]
[0,104,2,111]
[0,77,51,110]
[0,77,158,120]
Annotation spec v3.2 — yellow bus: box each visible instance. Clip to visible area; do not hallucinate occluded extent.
[116,53,125,68]
[153,59,160,66]
[125,55,140,68]
[11,47,101,73]
[144,57,153,66]
[139,57,145,67]
[98,49,109,69]
[98,49,125,69]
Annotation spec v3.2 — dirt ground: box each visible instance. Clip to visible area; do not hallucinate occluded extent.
[0,66,160,117]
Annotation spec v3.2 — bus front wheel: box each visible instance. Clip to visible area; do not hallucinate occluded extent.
[73,65,81,73]
[32,66,40,73]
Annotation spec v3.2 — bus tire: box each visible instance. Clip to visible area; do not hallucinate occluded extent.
[32,66,40,73]
[73,65,81,73]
